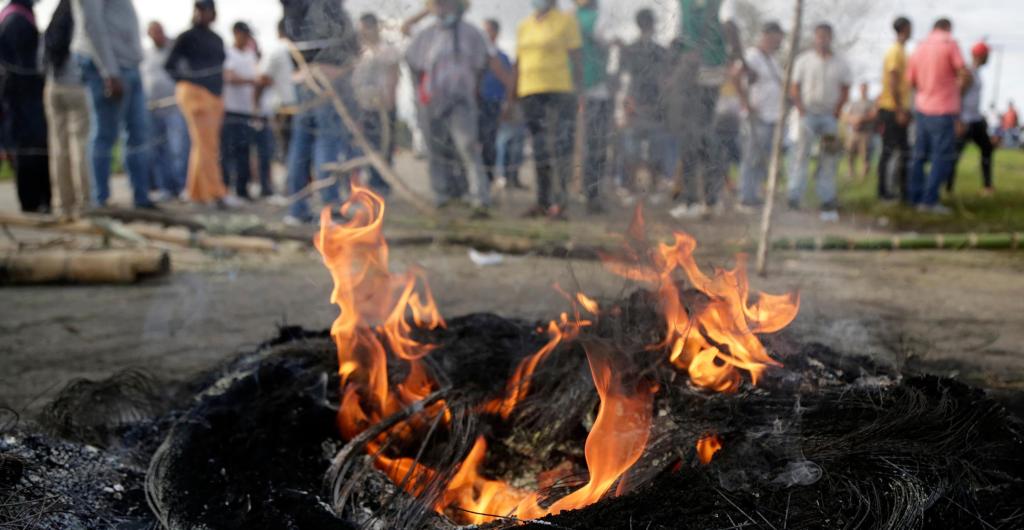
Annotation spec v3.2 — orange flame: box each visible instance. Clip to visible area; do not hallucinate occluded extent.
[601,207,800,393]
[696,434,722,465]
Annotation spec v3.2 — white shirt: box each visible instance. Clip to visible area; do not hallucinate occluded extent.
[744,45,783,122]
[223,46,259,115]
[260,41,298,116]
[351,42,401,111]
[142,41,176,103]
[793,50,852,116]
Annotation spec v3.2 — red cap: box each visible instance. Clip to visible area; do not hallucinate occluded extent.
[972,42,990,58]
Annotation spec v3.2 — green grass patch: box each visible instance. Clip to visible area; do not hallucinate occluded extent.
[839,146,1024,233]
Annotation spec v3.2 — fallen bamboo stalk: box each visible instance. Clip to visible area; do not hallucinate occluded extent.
[0,211,277,253]
[283,156,371,207]
[0,248,170,285]
[771,232,1024,251]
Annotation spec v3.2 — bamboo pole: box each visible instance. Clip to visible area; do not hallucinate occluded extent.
[772,232,1023,252]
[0,249,170,284]
[756,0,804,277]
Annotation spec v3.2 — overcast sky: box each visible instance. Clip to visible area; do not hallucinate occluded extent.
[30,0,1023,113]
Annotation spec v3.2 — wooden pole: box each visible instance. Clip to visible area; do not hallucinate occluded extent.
[756,0,804,277]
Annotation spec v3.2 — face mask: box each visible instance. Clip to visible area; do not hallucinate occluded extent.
[532,0,551,11]
[442,13,459,27]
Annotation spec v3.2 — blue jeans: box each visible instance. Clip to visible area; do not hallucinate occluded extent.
[149,105,189,196]
[788,113,839,209]
[495,121,526,184]
[286,85,350,220]
[80,57,151,207]
[740,118,775,205]
[622,121,675,184]
[254,117,275,196]
[909,112,956,206]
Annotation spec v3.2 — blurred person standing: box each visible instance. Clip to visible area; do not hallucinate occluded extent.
[876,17,912,202]
[352,13,400,197]
[669,0,742,219]
[788,23,851,222]
[407,0,493,217]
[143,21,190,201]
[951,41,994,196]
[0,0,51,213]
[735,21,784,212]
[516,0,583,220]
[260,19,297,170]
[280,0,360,225]
[576,0,612,213]
[43,0,90,220]
[843,82,875,182]
[221,21,263,200]
[72,0,154,209]
[619,8,672,200]
[165,0,228,206]
[907,18,970,214]
[479,19,510,189]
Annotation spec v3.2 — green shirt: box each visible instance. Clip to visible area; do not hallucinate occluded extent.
[576,7,608,89]
[679,0,728,68]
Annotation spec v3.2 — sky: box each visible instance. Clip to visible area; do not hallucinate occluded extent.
[29,0,1023,114]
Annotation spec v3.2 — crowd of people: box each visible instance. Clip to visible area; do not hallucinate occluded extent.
[0,0,1016,224]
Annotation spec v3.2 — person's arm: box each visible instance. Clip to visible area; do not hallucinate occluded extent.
[790,57,805,115]
[163,36,183,82]
[488,55,514,94]
[74,0,123,97]
[510,60,519,103]
[835,85,851,119]
[401,8,430,37]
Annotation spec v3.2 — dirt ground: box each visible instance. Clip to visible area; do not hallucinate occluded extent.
[2,156,1024,416]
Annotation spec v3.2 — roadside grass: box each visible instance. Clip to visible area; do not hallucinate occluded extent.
[839,146,1024,233]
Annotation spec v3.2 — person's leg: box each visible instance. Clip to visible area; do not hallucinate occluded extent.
[550,93,578,211]
[255,118,275,196]
[286,89,317,219]
[787,115,814,207]
[67,85,93,209]
[121,68,153,207]
[583,98,611,203]
[360,110,390,195]
[234,118,254,198]
[12,80,52,212]
[177,83,227,203]
[857,133,870,179]
[923,115,956,206]
[45,83,75,216]
[495,123,510,180]
[816,115,841,210]
[908,113,931,206]
[450,103,490,208]
[166,107,190,195]
[312,98,345,208]
[478,100,501,183]
[507,124,526,187]
[522,94,553,210]
[699,87,724,206]
[877,110,895,198]
[739,119,768,206]
[893,120,911,203]
[971,121,994,189]
[80,58,119,206]
[149,108,172,195]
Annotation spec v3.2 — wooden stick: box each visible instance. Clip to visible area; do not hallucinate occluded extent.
[286,43,435,214]
[756,0,805,277]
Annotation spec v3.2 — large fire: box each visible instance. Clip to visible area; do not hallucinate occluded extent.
[315,186,799,524]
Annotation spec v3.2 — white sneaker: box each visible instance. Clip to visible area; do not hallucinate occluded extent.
[222,195,245,208]
[819,210,840,223]
[282,215,306,226]
[265,195,291,207]
[669,203,705,220]
[149,190,173,203]
[928,204,953,216]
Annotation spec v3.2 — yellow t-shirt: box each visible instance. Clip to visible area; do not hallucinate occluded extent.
[516,10,583,97]
[878,42,911,111]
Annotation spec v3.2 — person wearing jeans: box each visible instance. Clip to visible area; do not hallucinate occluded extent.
[876,17,913,202]
[577,0,612,213]
[143,22,189,199]
[734,22,785,210]
[71,0,152,208]
[285,85,348,222]
[515,0,583,219]
[907,18,970,213]
[788,23,851,221]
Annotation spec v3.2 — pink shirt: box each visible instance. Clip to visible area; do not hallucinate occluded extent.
[908,29,966,116]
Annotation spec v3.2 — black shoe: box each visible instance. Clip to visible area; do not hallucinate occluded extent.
[787,199,800,211]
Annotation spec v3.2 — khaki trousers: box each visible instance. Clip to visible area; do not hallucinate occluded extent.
[44,82,92,216]
[176,82,227,203]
